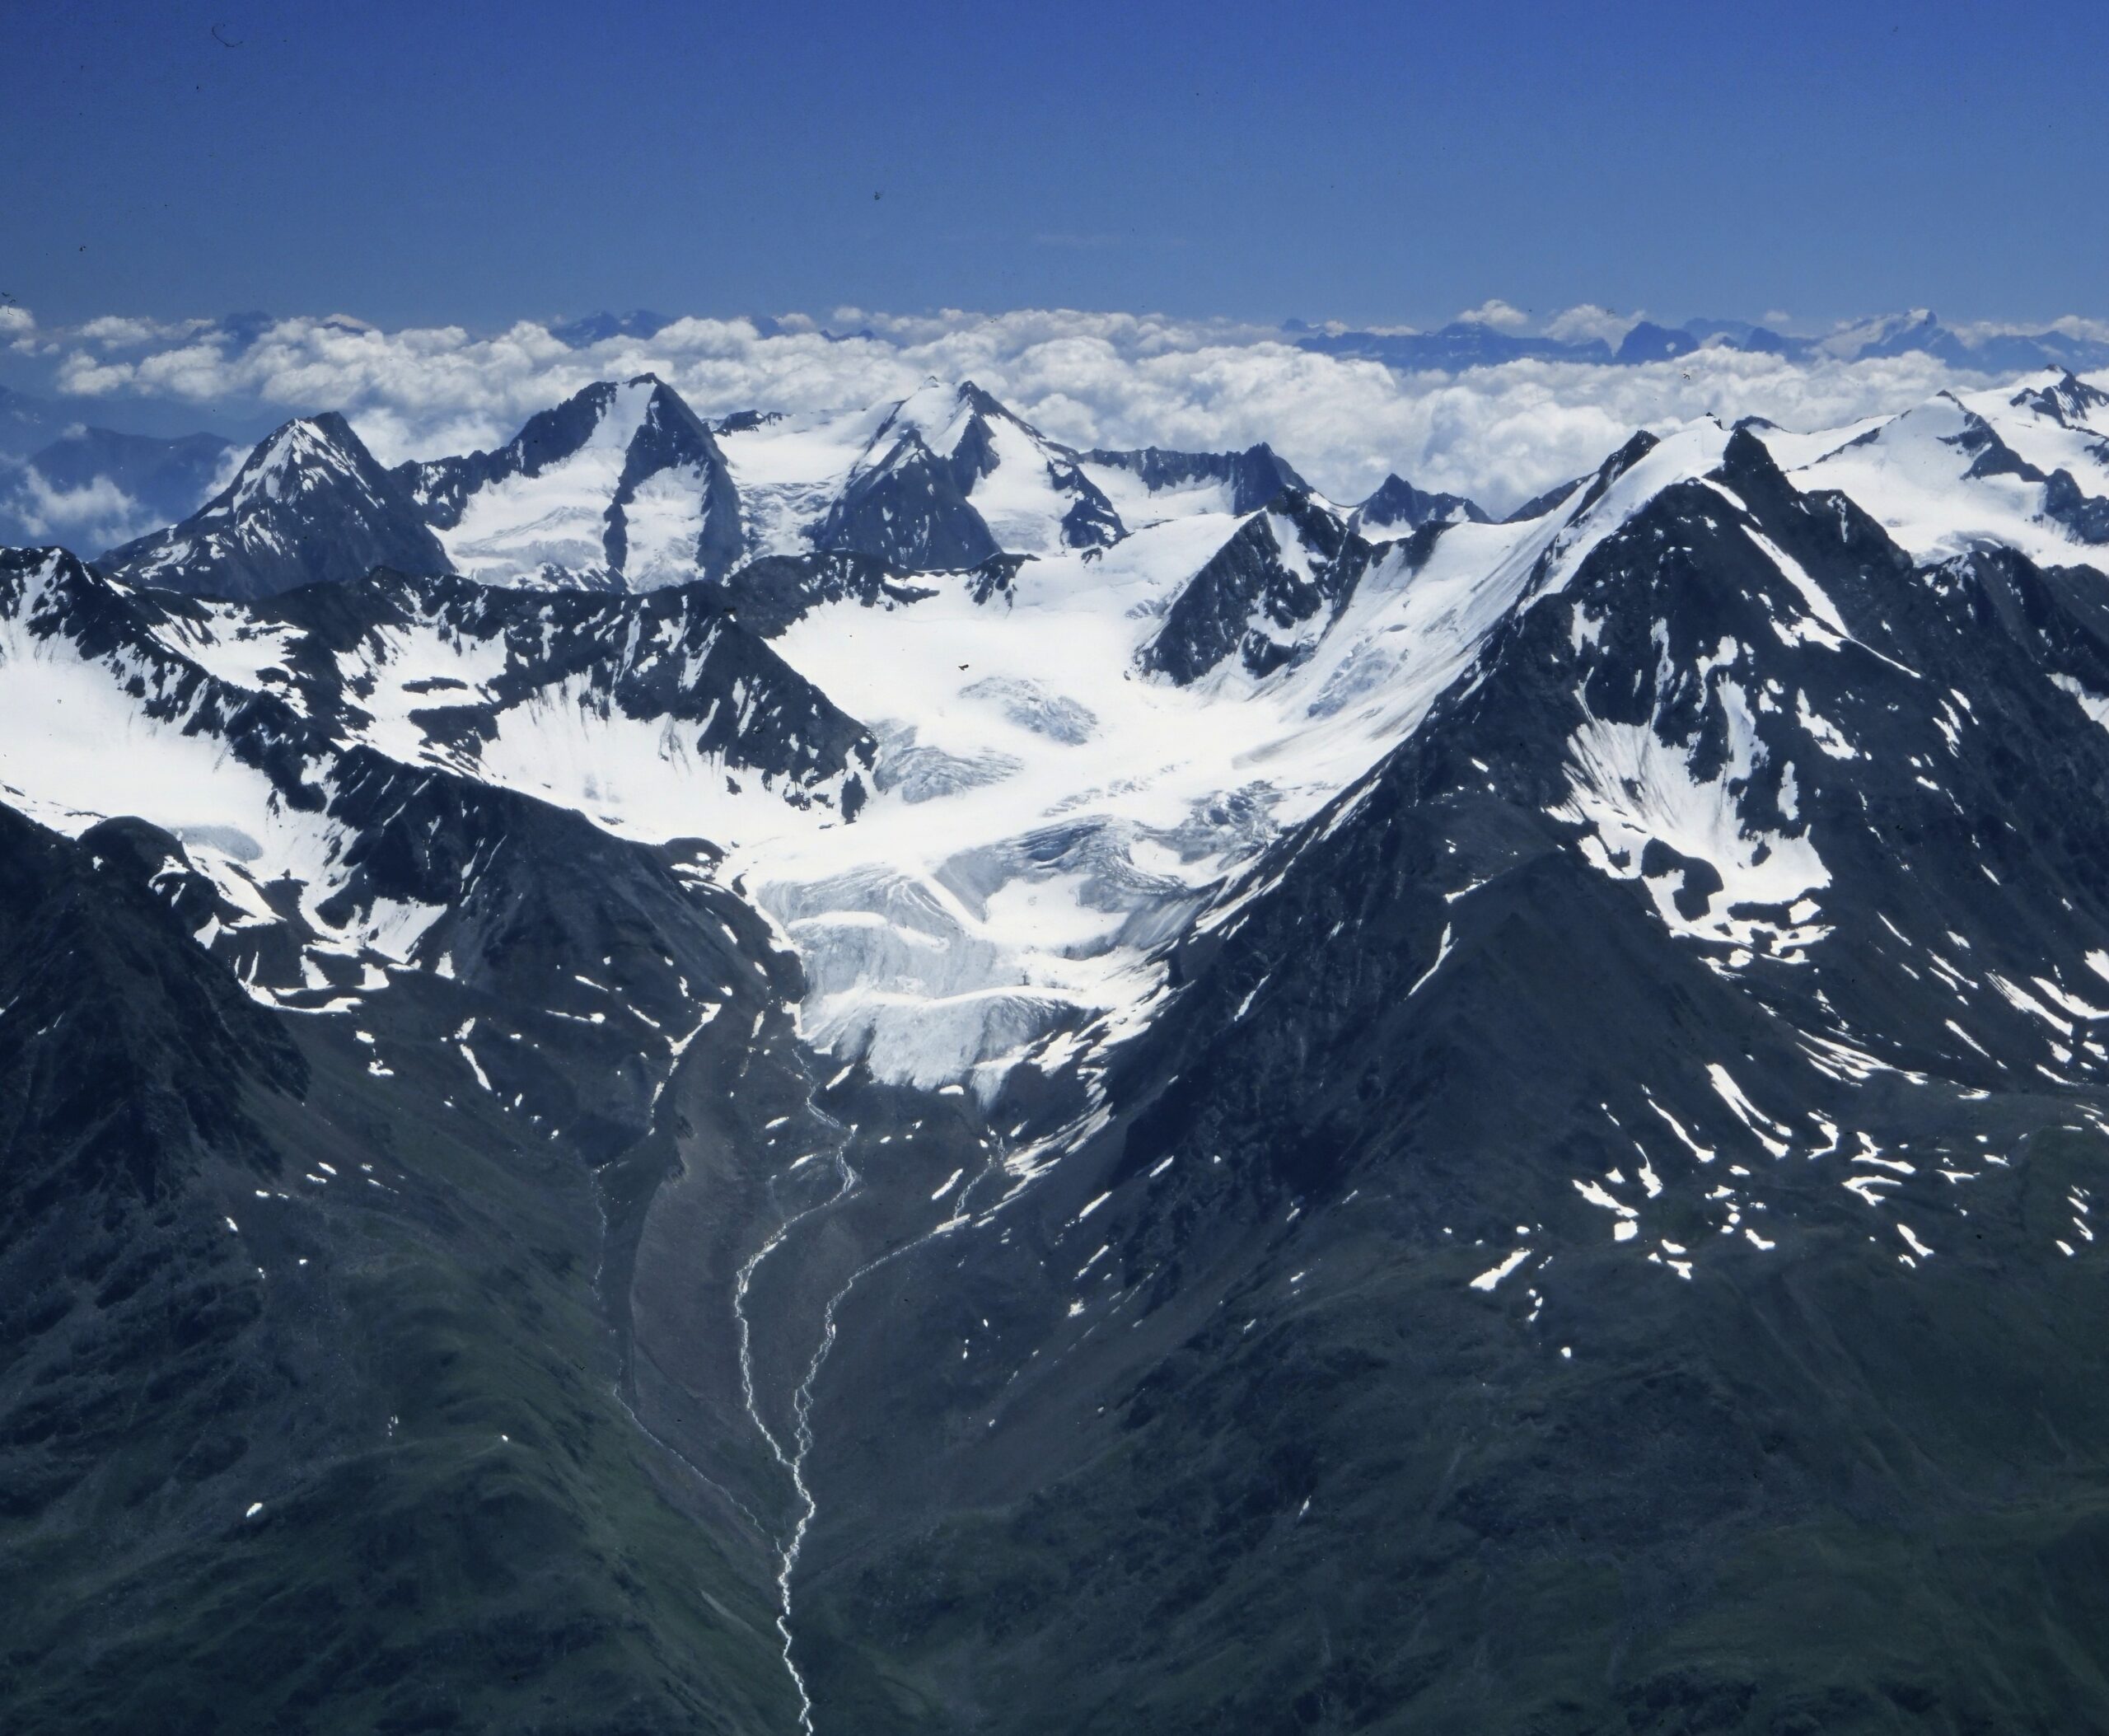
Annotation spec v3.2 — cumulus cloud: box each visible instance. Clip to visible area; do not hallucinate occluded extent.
[0,303,44,355]
[74,315,215,348]
[1453,298,1531,330]
[2044,315,2109,344]
[1952,313,2109,345]
[5,468,161,553]
[1541,303,1646,347]
[21,304,2079,515]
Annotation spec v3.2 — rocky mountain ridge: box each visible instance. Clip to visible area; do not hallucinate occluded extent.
[6,361,2109,1731]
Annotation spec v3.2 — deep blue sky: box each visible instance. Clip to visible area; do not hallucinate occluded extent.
[5,0,2104,333]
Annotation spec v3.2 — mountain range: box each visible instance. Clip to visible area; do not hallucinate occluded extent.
[6,301,2101,559]
[1293,307,2109,375]
[6,359,2109,1731]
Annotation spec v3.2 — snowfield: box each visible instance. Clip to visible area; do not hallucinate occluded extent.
[5,366,2108,1101]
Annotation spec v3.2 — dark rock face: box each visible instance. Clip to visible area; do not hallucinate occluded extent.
[254,566,875,815]
[706,550,938,638]
[1349,470,1489,536]
[614,382,746,580]
[1141,490,1376,682]
[814,430,1003,569]
[2009,370,2109,428]
[0,797,806,1735]
[815,383,1127,568]
[99,414,449,601]
[1054,469,1125,548]
[0,542,855,1729]
[765,429,2109,1734]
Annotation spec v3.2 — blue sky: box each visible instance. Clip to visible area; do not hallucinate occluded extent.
[6,0,2105,334]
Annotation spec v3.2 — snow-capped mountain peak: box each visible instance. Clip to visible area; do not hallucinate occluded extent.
[219,414,372,514]
[1348,471,1490,537]
[24,367,2109,1121]
[866,377,1017,458]
[1774,376,2109,566]
[807,378,1124,566]
[396,373,743,591]
[2010,367,2109,432]
[100,412,448,601]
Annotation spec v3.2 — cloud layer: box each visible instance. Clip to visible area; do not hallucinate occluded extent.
[17,303,2077,514]
[0,466,164,551]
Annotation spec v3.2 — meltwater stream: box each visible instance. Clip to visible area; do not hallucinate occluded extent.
[732,1104,857,1735]
[729,1092,1014,1733]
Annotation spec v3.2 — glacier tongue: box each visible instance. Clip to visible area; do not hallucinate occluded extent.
[712,489,1598,1094]
[709,409,1941,1098]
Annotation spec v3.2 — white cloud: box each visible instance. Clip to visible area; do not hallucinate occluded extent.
[1542,304,1646,347]
[1952,313,2109,346]
[77,315,210,348]
[53,351,138,395]
[0,305,33,337]
[2043,315,2109,344]
[6,468,161,552]
[1453,299,1531,331]
[24,304,2079,516]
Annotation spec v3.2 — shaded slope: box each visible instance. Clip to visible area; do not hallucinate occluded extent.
[1347,470,1489,536]
[769,429,2109,1734]
[99,414,448,601]
[0,802,799,1734]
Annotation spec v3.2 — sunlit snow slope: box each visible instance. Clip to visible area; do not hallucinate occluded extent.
[11,367,2109,1115]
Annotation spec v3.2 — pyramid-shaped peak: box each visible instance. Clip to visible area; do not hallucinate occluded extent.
[1354,471,1489,531]
[1228,443,1312,512]
[100,408,446,600]
[873,378,1046,463]
[1359,473,1422,509]
[957,380,1018,416]
[1714,421,1799,494]
[478,375,720,479]
[293,409,362,443]
[629,376,717,436]
[251,410,367,461]
[222,413,385,513]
